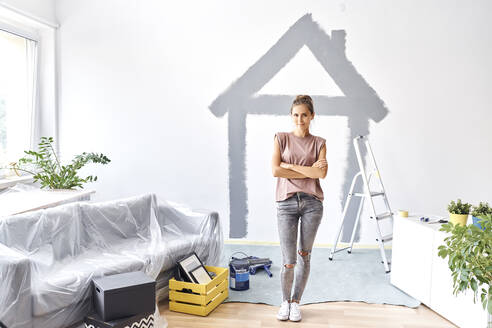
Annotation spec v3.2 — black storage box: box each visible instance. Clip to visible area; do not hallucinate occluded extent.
[84,311,154,328]
[92,271,156,321]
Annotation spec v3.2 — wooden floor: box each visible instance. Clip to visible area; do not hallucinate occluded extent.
[159,301,458,328]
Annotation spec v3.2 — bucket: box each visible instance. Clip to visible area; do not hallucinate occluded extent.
[229,252,250,291]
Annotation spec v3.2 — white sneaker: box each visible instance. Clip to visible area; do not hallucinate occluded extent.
[277,300,290,321]
[289,302,302,322]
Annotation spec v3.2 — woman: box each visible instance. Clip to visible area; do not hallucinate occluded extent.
[271,95,327,322]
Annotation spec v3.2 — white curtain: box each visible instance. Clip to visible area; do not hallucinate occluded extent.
[0,28,38,177]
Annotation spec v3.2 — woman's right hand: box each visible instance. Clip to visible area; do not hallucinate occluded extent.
[312,159,327,169]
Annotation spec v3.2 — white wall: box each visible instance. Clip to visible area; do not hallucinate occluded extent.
[55,0,492,244]
[0,0,56,24]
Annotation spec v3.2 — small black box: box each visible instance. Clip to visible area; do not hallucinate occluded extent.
[92,271,156,321]
[84,311,154,328]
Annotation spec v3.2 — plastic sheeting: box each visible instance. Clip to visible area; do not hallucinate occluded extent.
[0,182,38,195]
[0,193,223,328]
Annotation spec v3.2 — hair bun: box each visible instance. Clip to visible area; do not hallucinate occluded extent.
[291,95,314,114]
[295,95,313,104]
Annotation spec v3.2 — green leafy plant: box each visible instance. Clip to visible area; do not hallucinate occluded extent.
[7,136,110,189]
[447,199,472,215]
[438,214,492,315]
[472,202,492,218]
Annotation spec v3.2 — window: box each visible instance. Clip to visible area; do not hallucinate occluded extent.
[0,28,38,175]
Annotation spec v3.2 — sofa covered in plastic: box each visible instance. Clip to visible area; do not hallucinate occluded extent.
[0,193,223,328]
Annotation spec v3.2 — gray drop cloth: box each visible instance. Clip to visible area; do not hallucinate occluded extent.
[220,244,420,308]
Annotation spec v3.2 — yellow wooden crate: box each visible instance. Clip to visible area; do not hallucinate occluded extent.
[169,266,229,316]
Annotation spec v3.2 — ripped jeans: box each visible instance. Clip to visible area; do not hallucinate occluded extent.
[276,192,323,302]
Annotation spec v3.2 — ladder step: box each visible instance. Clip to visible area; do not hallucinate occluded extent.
[376,234,393,243]
[352,192,385,198]
[370,212,393,220]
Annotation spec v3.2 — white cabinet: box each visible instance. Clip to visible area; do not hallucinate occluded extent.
[391,215,489,328]
[391,216,434,305]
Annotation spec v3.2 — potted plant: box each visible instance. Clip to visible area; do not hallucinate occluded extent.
[447,199,472,226]
[7,136,110,189]
[438,214,492,323]
[472,202,492,231]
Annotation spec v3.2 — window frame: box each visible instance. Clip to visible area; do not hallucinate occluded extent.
[0,20,39,43]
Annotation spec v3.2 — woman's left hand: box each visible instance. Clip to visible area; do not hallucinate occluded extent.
[280,162,293,169]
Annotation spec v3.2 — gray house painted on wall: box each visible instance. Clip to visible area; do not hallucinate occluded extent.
[210,14,388,240]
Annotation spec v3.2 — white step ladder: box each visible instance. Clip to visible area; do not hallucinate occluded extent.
[328,135,394,273]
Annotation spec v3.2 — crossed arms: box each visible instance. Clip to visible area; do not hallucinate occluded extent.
[271,136,328,179]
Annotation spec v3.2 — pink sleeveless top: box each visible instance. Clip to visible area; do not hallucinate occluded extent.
[275,132,326,201]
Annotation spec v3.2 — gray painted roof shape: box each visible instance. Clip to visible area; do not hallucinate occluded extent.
[209,13,388,122]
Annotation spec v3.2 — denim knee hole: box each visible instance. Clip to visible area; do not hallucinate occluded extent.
[298,250,310,257]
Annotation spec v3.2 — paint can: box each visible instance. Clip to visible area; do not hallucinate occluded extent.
[398,210,408,218]
[229,252,250,291]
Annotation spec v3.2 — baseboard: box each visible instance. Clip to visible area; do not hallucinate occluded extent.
[224,240,392,249]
